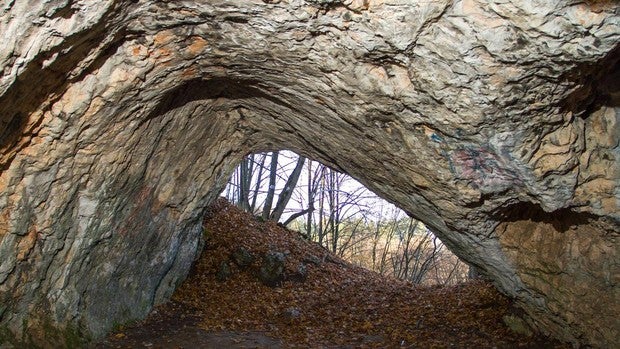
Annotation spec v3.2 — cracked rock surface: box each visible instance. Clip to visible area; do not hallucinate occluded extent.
[0,0,618,347]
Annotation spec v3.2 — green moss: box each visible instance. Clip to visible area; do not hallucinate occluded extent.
[62,323,90,349]
[45,318,91,349]
[110,317,140,334]
[0,317,91,349]
[503,314,534,337]
[0,325,19,347]
[110,322,126,333]
[202,227,211,240]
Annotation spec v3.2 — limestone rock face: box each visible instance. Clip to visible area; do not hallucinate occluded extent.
[0,0,618,347]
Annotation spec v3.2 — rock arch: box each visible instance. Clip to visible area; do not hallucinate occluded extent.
[0,1,618,347]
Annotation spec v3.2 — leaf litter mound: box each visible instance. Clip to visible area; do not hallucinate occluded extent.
[102,198,567,348]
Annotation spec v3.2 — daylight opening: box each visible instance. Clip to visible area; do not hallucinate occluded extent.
[222,150,470,286]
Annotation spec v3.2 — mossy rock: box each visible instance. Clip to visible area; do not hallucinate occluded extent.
[257,251,286,287]
[0,318,90,349]
[217,261,233,282]
[232,247,254,268]
[503,314,534,337]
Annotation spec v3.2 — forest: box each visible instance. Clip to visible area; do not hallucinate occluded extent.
[223,150,470,286]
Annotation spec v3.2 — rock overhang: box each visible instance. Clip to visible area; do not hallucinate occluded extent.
[0,1,618,347]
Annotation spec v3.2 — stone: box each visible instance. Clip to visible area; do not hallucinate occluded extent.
[0,0,618,347]
[216,261,233,282]
[294,263,308,283]
[232,247,255,269]
[282,307,302,323]
[303,255,323,266]
[258,251,287,288]
[503,314,534,338]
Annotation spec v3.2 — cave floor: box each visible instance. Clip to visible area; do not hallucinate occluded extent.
[94,288,565,349]
[96,201,568,348]
[95,300,284,348]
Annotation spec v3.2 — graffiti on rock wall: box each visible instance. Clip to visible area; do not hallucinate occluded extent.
[449,147,520,193]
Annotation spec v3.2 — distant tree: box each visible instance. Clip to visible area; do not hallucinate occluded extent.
[227,151,307,221]
[269,155,305,222]
[226,150,469,286]
[250,153,268,213]
[226,152,269,213]
[238,154,253,212]
[392,223,439,285]
[261,151,279,220]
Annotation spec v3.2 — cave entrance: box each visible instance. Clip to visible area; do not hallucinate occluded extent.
[101,190,548,348]
[222,150,470,286]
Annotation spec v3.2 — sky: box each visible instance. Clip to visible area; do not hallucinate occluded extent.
[223,150,405,223]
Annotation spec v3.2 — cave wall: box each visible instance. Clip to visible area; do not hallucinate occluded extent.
[0,0,618,347]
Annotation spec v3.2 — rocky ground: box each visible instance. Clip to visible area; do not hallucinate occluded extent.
[97,199,568,348]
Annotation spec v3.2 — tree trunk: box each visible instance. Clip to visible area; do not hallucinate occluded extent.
[238,155,253,212]
[261,151,279,220]
[270,155,305,222]
[250,153,267,213]
[306,160,314,240]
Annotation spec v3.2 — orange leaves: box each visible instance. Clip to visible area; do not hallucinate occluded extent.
[361,320,374,331]
[170,199,567,348]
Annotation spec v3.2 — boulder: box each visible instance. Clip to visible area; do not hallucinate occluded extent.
[232,247,255,269]
[258,251,287,288]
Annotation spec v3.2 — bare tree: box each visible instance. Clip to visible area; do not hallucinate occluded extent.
[269,155,305,222]
[261,151,279,220]
[226,150,469,286]
[238,155,253,212]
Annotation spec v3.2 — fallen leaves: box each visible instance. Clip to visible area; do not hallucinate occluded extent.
[168,199,567,348]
